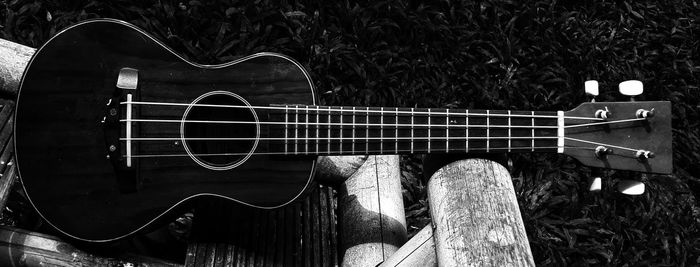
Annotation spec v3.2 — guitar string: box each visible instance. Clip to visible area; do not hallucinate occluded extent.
[119,101,603,121]
[120,136,645,154]
[123,145,587,158]
[120,136,560,141]
[120,117,645,129]
[120,119,561,129]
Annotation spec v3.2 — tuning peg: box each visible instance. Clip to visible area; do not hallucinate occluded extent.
[617,180,645,195]
[588,177,602,192]
[585,80,599,102]
[619,80,643,101]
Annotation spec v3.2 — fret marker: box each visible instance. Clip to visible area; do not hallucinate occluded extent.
[557,111,564,153]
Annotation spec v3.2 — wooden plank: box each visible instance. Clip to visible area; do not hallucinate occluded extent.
[311,185,322,267]
[302,196,312,267]
[264,209,278,266]
[294,203,303,267]
[428,159,534,266]
[379,225,437,267]
[319,184,331,266]
[0,225,181,266]
[274,208,285,267]
[185,243,198,266]
[284,204,295,267]
[327,186,339,267]
[0,39,35,95]
[316,156,367,184]
[338,155,406,266]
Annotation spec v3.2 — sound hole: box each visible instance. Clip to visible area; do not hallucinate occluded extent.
[181,91,259,170]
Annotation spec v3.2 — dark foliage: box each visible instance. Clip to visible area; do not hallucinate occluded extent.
[2,0,700,265]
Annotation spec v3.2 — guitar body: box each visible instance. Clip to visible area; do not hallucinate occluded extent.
[15,19,316,242]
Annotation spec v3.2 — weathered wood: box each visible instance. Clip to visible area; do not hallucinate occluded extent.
[379,225,437,267]
[316,156,368,184]
[186,184,339,266]
[428,159,534,266]
[338,155,406,266]
[0,39,35,95]
[0,225,181,266]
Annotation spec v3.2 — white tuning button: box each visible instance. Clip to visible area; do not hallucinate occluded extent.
[585,80,599,102]
[588,177,602,192]
[617,180,645,195]
[619,80,643,99]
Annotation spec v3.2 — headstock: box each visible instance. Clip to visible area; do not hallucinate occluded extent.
[563,81,672,174]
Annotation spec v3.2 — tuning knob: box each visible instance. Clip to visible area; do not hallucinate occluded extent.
[585,80,599,102]
[588,177,602,192]
[619,80,643,101]
[617,180,645,195]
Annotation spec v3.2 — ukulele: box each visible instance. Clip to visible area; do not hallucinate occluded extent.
[14,19,672,242]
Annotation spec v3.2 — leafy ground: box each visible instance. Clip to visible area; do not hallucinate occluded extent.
[2,0,700,265]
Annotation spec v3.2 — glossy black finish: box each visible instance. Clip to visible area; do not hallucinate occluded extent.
[15,19,316,242]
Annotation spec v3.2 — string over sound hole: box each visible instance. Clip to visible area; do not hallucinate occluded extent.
[180,91,259,170]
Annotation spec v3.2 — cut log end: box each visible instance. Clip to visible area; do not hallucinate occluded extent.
[428,158,534,266]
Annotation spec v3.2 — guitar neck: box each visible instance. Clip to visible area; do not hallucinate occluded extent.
[265,105,564,156]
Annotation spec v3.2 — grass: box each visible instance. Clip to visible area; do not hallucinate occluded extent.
[2,0,700,265]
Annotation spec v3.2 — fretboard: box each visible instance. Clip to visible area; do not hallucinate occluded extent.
[264,105,561,156]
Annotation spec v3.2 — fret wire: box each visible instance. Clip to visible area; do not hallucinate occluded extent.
[466,109,469,152]
[352,107,356,153]
[428,108,431,153]
[316,106,320,154]
[446,109,449,153]
[365,107,369,153]
[486,110,490,153]
[380,107,384,154]
[395,107,399,154]
[508,110,511,152]
[411,108,414,153]
[294,105,299,155]
[327,106,331,154]
[339,106,343,155]
[531,111,535,152]
[305,105,309,154]
[284,105,288,155]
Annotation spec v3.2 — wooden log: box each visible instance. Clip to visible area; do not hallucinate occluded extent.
[379,225,437,267]
[315,155,368,184]
[0,39,35,95]
[0,225,181,266]
[428,159,534,266]
[338,155,406,266]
